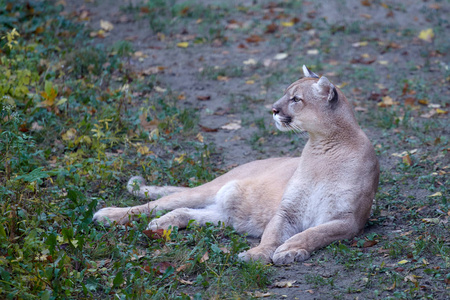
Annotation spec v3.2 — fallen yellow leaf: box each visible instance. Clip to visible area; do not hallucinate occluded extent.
[177,42,189,48]
[281,21,294,27]
[162,228,172,241]
[378,95,397,107]
[62,128,77,141]
[217,75,229,81]
[352,41,368,47]
[337,82,348,88]
[436,108,448,114]
[398,260,409,265]
[100,20,114,31]
[273,280,296,288]
[137,145,152,155]
[174,154,186,163]
[246,80,255,85]
[428,192,442,197]
[418,28,434,42]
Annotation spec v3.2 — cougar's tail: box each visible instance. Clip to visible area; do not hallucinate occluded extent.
[127,176,189,199]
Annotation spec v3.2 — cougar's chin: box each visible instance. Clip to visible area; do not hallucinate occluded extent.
[273,114,293,132]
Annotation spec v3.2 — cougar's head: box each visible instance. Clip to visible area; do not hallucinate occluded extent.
[272,65,355,136]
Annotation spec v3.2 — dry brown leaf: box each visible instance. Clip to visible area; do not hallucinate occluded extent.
[176,262,192,272]
[219,247,230,254]
[139,113,159,131]
[197,95,211,101]
[265,23,278,33]
[217,76,229,81]
[402,154,412,166]
[143,229,164,240]
[429,4,441,9]
[153,262,174,275]
[199,251,209,263]
[246,35,264,43]
[351,56,376,65]
[199,124,219,132]
[386,281,396,291]
[363,240,378,248]
[404,97,416,106]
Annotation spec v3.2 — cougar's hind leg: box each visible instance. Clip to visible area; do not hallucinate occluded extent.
[147,205,228,231]
[127,176,190,199]
[93,177,220,226]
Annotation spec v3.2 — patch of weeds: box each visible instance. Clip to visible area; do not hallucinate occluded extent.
[304,273,336,288]
[326,242,369,269]
[64,45,108,77]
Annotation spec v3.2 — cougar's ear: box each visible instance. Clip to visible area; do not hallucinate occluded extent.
[302,65,319,78]
[316,76,339,106]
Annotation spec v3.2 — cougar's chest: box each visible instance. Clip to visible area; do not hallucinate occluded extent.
[282,164,350,231]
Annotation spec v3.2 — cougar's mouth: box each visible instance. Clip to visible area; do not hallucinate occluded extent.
[273,114,292,131]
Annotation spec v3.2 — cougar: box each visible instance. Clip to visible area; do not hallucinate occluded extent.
[93,65,380,265]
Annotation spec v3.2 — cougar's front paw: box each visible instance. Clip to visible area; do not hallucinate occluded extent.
[93,207,133,226]
[147,219,165,231]
[238,247,273,264]
[272,245,310,265]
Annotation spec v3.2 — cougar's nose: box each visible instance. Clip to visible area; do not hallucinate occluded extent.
[272,107,279,115]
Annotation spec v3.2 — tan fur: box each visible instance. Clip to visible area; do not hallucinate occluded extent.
[93,66,379,265]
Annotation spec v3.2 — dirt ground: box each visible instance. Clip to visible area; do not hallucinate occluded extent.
[65,0,448,298]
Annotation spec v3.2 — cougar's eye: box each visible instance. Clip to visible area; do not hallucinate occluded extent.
[291,96,302,103]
